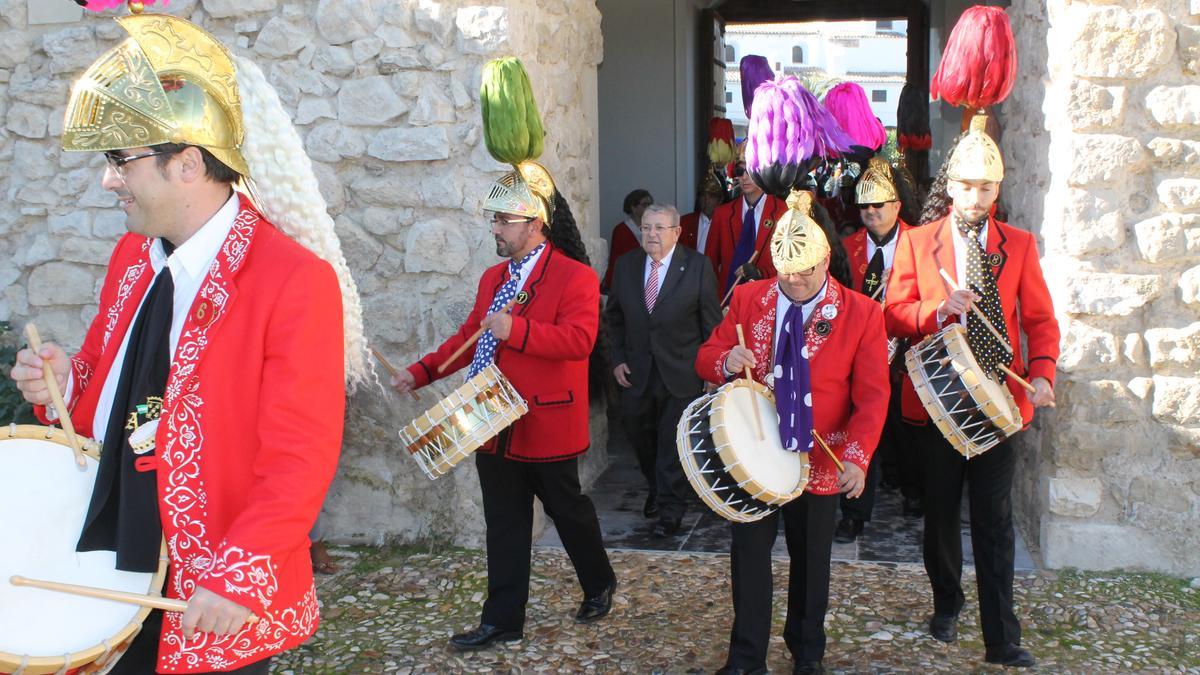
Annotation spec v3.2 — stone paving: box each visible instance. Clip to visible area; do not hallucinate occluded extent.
[275,545,1200,674]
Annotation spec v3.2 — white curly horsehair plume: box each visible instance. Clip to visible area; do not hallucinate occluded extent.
[232,54,371,391]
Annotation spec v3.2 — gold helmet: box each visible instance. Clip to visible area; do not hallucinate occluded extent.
[855,157,899,204]
[946,113,1004,183]
[62,14,248,177]
[771,190,830,274]
[483,161,556,224]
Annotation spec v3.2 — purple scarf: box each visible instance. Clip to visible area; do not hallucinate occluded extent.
[774,296,815,453]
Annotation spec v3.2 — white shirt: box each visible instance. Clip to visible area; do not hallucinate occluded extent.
[774,279,828,349]
[940,217,990,326]
[85,193,240,444]
[696,213,712,253]
[642,245,676,298]
[865,224,901,299]
[509,243,546,295]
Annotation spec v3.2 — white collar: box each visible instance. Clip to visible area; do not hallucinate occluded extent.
[151,192,240,281]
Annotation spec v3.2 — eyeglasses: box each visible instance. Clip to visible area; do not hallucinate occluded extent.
[104,150,171,180]
[858,202,892,210]
[488,213,535,227]
[638,225,679,234]
[732,166,747,178]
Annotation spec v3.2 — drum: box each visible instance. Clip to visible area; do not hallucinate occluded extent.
[905,324,1023,458]
[398,364,528,480]
[0,425,168,675]
[677,380,809,523]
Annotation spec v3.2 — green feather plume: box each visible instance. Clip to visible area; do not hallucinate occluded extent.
[480,57,545,165]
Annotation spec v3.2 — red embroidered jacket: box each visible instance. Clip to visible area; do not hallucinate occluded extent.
[695,278,890,495]
[407,244,599,462]
[884,215,1061,426]
[36,195,345,672]
[705,194,789,298]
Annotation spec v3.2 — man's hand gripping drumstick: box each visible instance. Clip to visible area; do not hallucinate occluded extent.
[11,324,85,468]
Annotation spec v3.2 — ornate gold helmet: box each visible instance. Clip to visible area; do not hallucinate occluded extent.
[483,161,556,224]
[855,157,899,204]
[700,165,724,196]
[62,14,248,177]
[946,114,1004,183]
[771,190,830,274]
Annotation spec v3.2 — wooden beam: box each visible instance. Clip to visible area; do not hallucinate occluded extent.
[717,0,914,23]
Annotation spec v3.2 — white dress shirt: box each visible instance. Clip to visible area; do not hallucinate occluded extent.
[642,245,677,298]
[939,217,990,326]
[696,213,712,253]
[774,280,828,349]
[509,243,546,295]
[866,224,901,298]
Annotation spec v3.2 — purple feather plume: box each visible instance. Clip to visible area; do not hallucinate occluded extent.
[822,82,887,151]
[740,55,775,119]
[746,77,853,196]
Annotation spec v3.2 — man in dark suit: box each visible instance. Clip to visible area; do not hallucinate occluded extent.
[605,203,722,537]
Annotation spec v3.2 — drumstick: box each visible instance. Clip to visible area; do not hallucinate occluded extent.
[937,269,1038,394]
[734,324,764,441]
[810,429,846,473]
[372,348,419,401]
[437,298,517,374]
[23,324,86,469]
[10,575,258,624]
[721,251,761,308]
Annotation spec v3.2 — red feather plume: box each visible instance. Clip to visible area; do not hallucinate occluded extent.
[930,6,1016,109]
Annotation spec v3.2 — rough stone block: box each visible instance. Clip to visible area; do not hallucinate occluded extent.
[1068,7,1174,79]
[310,161,345,216]
[337,76,406,126]
[1179,24,1200,74]
[304,121,366,162]
[0,30,29,69]
[6,102,47,139]
[1068,135,1146,186]
[1065,80,1125,131]
[203,0,279,19]
[1045,188,1124,255]
[403,217,470,275]
[1042,520,1195,575]
[1146,85,1200,127]
[1157,178,1200,211]
[1134,213,1198,262]
[1152,375,1200,425]
[414,0,452,43]
[366,127,450,162]
[92,211,127,239]
[1124,334,1147,366]
[58,237,112,265]
[1145,322,1200,370]
[407,79,455,126]
[1182,264,1200,305]
[42,27,95,75]
[1147,137,1200,176]
[1047,476,1103,517]
[360,206,413,236]
[317,0,378,44]
[47,212,89,237]
[1055,269,1163,316]
[8,66,66,108]
[253,17,310,58]
[1064,380,1145,424]
[352,36,383,63]
[456,6,509,55]
[1129,476,1192,513]
[28,262,94,306]
[1058,319,1118,372]
[313,46,356,77]
[296,97,336,126]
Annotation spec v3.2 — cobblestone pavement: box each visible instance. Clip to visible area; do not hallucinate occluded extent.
[275,546,1199,674]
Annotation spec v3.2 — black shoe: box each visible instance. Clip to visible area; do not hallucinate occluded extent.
[985,643,1036,668]
[929,613,958,642]
[792,660,823,674]
[833,517,864,544]
[653,517,683,538]
[448,624,522,650]
[575,579,616,623]
[903,496,924,517]
[715,667,767,675]
[643,494,659,519]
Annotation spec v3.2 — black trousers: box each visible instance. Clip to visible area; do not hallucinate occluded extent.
[916,423,1021,648]
[840,380,923,521]
[476,451,615,630]
[620,363,693,521]
[111,609,272,674]
[726,492,839,669]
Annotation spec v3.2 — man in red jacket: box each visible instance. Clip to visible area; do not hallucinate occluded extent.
[391,161,616,650]
[11,14,364,673]
[697,191,889,675]
[885,115,1059,669]
[706,147,789,299]
[679,169,725,255]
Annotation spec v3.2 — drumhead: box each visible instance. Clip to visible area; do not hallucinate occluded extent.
[676,393,776,523]
[0,430,160,668]
[710,382,806,503]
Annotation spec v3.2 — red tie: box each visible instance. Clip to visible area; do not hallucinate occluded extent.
[645,259,662,312]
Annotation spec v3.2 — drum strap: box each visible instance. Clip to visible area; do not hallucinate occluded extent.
[77,242,173,573]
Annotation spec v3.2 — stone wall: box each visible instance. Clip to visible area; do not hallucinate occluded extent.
[0,0,607,546]
[1004,0,1200,577]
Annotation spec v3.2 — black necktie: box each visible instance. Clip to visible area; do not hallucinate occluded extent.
[956,217,1008,382]
[862,225,897,299]
[78,241,174,572]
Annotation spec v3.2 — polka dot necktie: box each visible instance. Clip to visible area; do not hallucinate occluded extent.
[773,302,814,454]
[468,243,545,378]
[956,216,1008,383]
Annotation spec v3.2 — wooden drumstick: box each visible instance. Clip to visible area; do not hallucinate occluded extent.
[23,324,85,469]
[721,251,761,308]
[437,298,517,374]
[10,575,258,624]
[937,269,1037,394]
[734,324,764,441]
[372,348,419,401]
[810,429,846,473]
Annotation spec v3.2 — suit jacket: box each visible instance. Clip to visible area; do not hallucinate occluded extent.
[605,245,722,399]
[884,215,1061,426]
[679,211,700,250]
[36,196,345,672]
[844,219,913,294]
[695,278,889,495]
[602,219,640,293]
[705,194,788,298]
[407,244,599,462]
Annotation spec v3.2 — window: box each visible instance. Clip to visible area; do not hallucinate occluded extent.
[872,90,887,102]
[876,20,894,31]
[725,45,735,62]
[726,91,733,103]
[792,45,804,63]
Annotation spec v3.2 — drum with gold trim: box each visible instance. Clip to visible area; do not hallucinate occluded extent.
[677,380,809,523]
[398,364,528,480]
[905,324,1022,458]
[0,425,168,675]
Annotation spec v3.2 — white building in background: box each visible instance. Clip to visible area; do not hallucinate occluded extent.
[724,20,908,133]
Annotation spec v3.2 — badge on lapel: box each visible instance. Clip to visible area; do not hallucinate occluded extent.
[815,320,832,336]
[193,298,215,328]
[764,219,774,230]
[821,304,838,320]
[988,252,1004,268]
[515,291,530,305]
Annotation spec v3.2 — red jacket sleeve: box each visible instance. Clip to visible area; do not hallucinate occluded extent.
[1015,236,1060,385]
[696,284,748,384]
[883,229,942,340]
[196,257,346,614]
[841,302,890,473]
[507,265,599,361]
